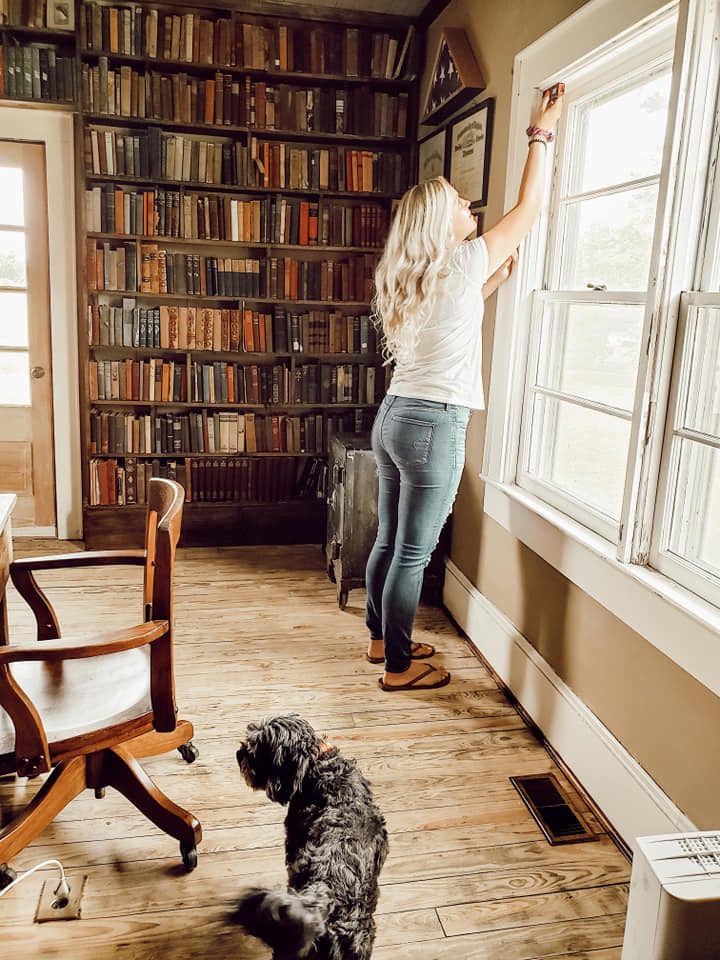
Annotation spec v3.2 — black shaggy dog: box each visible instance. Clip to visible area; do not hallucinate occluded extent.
[234,713,389,960]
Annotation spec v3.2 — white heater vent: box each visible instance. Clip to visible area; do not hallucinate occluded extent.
[622,831,720,960]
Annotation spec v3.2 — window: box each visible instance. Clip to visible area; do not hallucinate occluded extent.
[0,165,31,406]
[484,0,720,631]
[518,28,674,540]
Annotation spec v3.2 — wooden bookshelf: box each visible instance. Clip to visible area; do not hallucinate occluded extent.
[76,0,418,547]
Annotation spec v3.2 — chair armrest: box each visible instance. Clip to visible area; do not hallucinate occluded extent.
[0,620,168,778]
[10,549,146,573]
[10,551,147,642]
[0,620,168,664]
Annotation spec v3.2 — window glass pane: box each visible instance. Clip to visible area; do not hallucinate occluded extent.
[527,396,630,520]
[666,439,720,579]
[0,291,29,348]
[572,69,672,194]
[536,302,644,409]
[0,167,25,226]
[0,351,30,404]
[0,231,27,287]
[679,307,720,437]
[559,185,658,291]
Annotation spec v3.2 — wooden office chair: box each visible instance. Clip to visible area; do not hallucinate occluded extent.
[0,478,201,888]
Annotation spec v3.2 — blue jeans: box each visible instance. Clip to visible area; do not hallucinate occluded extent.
[365,395,471,673]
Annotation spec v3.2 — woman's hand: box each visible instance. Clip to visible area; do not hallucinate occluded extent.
[530,87,564,132]
[482,250,518,300]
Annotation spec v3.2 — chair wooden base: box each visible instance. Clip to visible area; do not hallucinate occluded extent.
[0,742,202,870]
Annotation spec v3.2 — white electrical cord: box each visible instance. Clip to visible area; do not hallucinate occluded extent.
[0,859,70,900]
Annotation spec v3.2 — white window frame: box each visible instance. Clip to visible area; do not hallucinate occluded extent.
[482,0,720,698]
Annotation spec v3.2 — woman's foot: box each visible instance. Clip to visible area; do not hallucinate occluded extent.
[378,661,451,691]
[366,639,436,664]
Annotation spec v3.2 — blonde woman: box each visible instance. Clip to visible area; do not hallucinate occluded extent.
[366,89,564,691]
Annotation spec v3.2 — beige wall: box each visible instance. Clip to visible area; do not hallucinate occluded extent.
[424,0,720,828]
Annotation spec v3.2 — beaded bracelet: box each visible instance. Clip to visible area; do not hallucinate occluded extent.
[526,125,554,143]
[528,137,548,147]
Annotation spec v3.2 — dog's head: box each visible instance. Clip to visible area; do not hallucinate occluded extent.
[236,713,324,805]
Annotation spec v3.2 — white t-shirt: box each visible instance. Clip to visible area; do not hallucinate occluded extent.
[387,236,490,410]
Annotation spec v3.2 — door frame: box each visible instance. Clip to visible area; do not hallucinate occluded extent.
[0,107,81,539]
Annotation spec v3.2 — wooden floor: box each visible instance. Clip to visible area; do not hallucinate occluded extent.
[1,542,630,959]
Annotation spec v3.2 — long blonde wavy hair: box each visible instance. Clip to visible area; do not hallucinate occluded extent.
[373,176,457,365]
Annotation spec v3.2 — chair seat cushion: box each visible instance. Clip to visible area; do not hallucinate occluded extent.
[0,639,152,756]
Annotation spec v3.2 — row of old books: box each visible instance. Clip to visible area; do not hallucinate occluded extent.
[86,187,389,248]
[0,42,75,101]
[88,357,292,404]
[88,301,378,355]
[0,0,50,27]
[88,358,382,406]
[79,5,414,81]
[82,62,409,138]
[126,243,376,301]
[86,127,407,195]
[89,407,371,456]
[88,454,327,505]
[87,242,377,301]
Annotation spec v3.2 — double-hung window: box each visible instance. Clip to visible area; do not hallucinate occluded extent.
[520,39,673,539]
[483,0,720,681]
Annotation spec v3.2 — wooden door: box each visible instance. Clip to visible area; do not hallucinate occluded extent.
[0,140,55,531]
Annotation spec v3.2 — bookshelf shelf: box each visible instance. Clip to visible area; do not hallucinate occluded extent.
[79,47,414,90]
[89,345,381,361]
[82,113,409,145]
[86,232,383,254]
[86,291,372,307]
[89,450,329,458]
[90,400,378,408]
[77,0,417,543]
[84,172,403,200]
[0,25,74,40]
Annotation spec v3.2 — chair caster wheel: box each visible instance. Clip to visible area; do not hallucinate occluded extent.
[180,842,197,872]
[178,742,199,764]
[338,589,348,610]
[95,787,106,799]
[0,863,17,890]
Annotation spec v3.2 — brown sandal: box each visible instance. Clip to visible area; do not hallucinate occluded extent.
[366,641,436,665]
[378,663,451,692]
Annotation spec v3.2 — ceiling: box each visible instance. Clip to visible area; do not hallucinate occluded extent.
[266,0,432,19]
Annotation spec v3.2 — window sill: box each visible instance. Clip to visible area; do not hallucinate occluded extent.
[482,478,720,698]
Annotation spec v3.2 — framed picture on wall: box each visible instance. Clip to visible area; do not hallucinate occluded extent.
[470,207,484,240]
[417,128,447,183]
[46,0,75,30]
[421,28,485,126]
[447,98,495,207]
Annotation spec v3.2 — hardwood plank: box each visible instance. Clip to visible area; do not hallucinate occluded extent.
[371,914,627,958]
[437,884,629,936]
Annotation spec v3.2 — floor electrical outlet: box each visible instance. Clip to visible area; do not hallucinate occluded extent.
[35,876,87,922]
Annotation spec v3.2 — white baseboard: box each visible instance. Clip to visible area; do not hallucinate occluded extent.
[12,526,57,538]
[443,558,695,853]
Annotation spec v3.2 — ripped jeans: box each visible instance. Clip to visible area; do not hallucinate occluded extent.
[365,395,471,673]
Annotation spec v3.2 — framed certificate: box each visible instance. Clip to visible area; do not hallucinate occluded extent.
[417,128,446,183]
[448,98,494,207]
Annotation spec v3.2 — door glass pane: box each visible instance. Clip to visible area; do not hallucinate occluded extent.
[0,291,29,347]
[527,395,630,520]
[559,185,658,291]
[572,69,672,194]
[0,350,31,404]
[536,302,644,409]
[0,231,27,287]
[666,439,720,579]
[678,307,720,437]
[0,167,25,226]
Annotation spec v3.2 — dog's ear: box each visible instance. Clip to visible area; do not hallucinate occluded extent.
[265,753,311,805]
